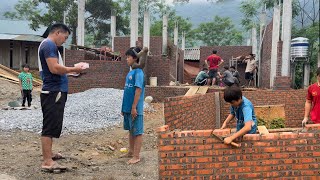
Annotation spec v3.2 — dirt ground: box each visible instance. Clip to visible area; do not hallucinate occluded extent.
[0,79,164,180]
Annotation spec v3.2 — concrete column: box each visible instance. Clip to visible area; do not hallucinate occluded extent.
[181,31,185,51]
[303,62,310,88]
[258,7,266,87]
[77,0,85,46]
[252,27,257,56]
[111,10,116,51]
[174,21,178,46]
[318,51,320,67]
[281,0,292,76]
[162,14,168,55]
[130,0,139,47]
[270,3,281,88]
[143,10,150,53]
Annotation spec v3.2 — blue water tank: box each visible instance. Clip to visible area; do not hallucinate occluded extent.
[291,37,309,58]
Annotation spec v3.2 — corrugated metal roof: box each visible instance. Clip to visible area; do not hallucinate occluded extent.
[0,33,43,42]
[184,48,200,61]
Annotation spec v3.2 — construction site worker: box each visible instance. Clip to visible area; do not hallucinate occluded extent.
[205,49,224,86]
[243,54,257,87]
[18,64,33,107]
[221,66,236,87]
[230,65,240,86]
[302,67,320,125]
[194,67,209,86]
[121,47,145,165]
[38,23,83,172]
[221,86,257,145]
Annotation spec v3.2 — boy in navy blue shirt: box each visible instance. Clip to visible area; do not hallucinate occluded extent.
[220,86,257,145]
[121,47,145,164]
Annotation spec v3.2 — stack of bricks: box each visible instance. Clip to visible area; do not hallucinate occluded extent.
[157,124,320,179]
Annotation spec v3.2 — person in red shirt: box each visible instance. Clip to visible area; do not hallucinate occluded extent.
[302,67,320,125]
[205,50,224,86]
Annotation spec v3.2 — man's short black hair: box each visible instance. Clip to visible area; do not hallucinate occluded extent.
[22,64,30,68]
[212,50,217,54]
[49,23,71,34]
[317,67,320,76]
[224,66,229,70]
[125,47,142,62]
[230,66,235,69]
[224,86,242,103]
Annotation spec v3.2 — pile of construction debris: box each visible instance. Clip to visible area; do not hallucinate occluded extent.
[0,88,124,133]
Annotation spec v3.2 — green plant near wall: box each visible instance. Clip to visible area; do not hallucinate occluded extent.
[257,118,286,129]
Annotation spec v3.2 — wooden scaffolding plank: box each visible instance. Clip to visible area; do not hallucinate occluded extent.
[257,126,270,135]
[185,86,199,96]
[196,86,209,94]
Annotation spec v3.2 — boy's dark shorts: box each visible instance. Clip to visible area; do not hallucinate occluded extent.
[40,92,67,138]
[208,69,218,79]
[245,72,254,80]
[123,113,144,136]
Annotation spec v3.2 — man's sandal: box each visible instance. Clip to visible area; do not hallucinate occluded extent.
[41,162,67,173]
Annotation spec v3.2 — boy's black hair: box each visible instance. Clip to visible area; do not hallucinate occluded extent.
[224,66,229,70]
[202,67,208,71]
[49,23,71,34]
[125,47,142,62]
[212,49,217,54]
[317,67,320,76]
[22,64,30,68]
[224,86,242,103]
[230,66,236,69]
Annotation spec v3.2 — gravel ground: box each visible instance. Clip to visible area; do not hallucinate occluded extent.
[0,88,125,133]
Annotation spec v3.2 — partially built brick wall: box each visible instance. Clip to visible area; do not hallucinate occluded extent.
[157,124,320,179]
[164,93,216,131]
[260,19,273,88]
[164,89,307,131]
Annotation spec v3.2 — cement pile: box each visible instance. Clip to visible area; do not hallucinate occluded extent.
[0,88,124,134]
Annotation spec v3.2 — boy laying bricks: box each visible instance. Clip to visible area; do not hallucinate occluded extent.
[121,47,145,164]
[220,86,257,145]
[302,67,320,125]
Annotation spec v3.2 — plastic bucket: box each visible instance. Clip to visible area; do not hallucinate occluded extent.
[150,77,157,86]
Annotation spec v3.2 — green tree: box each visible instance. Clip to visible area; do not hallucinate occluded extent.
[194,16,243,46]
[5,0,128,47]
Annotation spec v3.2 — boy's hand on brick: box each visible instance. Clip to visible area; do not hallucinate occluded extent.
[223,137,233,145]
[302,117,308,127]
[131,108,137,120]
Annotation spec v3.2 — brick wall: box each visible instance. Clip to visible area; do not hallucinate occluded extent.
[157,124,320,179]
[276,41,283,76]
[66,60,129,93]
[260,20,273,88]
[164,93,216,131]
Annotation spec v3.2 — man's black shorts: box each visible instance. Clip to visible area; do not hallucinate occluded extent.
[245,72,254,80]
[208,69,218,79]
[40,92,67,138]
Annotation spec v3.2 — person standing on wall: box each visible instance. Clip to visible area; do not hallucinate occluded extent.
[38,23,83,172]
[205,49,224,86]
[243,54,258,87]
[302,67,320,126]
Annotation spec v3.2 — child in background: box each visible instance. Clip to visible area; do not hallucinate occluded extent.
[18,64,33,107]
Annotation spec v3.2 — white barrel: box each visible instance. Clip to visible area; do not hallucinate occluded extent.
[150,77,157,86]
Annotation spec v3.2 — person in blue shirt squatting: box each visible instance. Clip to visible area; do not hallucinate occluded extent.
[38,23,83,172]
[220,86,257,145]
[121,47,145,164]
